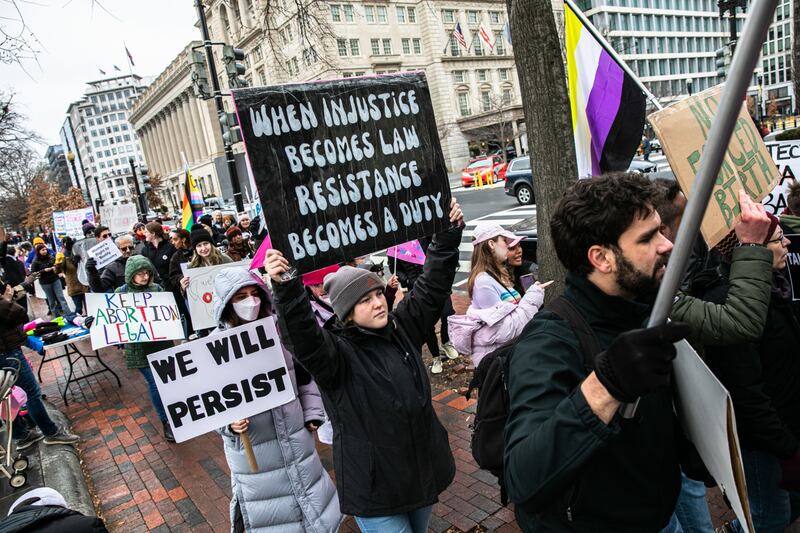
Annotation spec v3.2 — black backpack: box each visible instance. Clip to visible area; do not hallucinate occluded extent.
[465,295,601,505]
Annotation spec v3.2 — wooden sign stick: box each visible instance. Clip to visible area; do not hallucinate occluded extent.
[240,430,259,473]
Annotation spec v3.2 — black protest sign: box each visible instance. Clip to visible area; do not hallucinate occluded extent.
[788,235,800,301]
[232,72,452,273]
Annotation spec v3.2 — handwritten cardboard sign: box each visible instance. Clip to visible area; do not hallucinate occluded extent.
[649,85,779,247]
[184,261,252,330]
[85,292,185,350]
[147,317,296,442]
[100,204,139,235]
[87,238,122,270]
[232,72,452,273]
[763,141,800,215]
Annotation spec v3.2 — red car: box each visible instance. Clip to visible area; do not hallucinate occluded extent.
[461,156,508,187]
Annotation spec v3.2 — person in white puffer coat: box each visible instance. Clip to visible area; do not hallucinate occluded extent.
[212,267,342,533]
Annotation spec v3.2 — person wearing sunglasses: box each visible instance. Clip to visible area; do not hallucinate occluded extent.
[86,235,136,293]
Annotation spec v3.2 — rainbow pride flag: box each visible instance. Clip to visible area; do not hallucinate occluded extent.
[565,2,646,178]
[181,163,204,230]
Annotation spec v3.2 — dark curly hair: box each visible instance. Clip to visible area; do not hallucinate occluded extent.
[551,172,657,276]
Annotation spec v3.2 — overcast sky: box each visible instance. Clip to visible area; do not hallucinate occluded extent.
[1,0,201,153]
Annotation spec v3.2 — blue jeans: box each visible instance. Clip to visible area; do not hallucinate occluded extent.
[40,280,69,317]
[2,348,59,438]
[355,505,433,533]
[138,367,167,423]
[661,513,685,533]
[674,472,713,532]
[731,449,792,533]
[71,294,84,315]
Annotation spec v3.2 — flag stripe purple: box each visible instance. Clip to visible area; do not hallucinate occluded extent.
[585,50,624,176]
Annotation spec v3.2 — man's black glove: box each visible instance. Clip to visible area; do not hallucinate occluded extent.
[85,257,97,273]
[594,322,690,402]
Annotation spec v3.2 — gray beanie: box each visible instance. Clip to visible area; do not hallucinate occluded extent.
[323,266,386,320]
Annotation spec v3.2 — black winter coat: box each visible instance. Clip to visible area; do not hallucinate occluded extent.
[272,227,462,517]
[87,256,127,293]
[0,299,28,352]
[30,253,58,285]
[0,242,26,287]
[504,274,682,532]
[142,240,176,290]
[700,264,800,460]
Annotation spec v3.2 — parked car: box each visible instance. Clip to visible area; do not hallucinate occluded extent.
[503,155,535,205]
[628,158,658,174]
[460,155,508,187]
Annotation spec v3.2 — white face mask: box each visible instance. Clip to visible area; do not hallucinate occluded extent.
[232,296,261,322]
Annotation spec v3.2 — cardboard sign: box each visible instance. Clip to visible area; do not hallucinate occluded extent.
[672,340,754,533]
[787,234,800,301]
[232,72,452,273]
[85,292,185,350]
[648,85,779,248]
[184,261,252,330]
[147,317,296,442]
[763,141,800,215]
[53,207,95,242]
[87,239,122,270]
[100,204,139,235]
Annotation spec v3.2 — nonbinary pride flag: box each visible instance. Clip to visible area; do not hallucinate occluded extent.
[181,163,204,231]
[565,3,646,178]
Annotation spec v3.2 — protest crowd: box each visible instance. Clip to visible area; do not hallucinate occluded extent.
[1,58,800,533]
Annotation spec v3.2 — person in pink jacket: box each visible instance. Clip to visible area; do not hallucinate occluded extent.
[448,222,547,368]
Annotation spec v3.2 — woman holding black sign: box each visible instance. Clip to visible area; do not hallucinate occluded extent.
[266,198,464,533]
[212,267,342,533]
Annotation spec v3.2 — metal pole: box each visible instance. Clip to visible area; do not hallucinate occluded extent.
[621,0,777,418]
[194,0,245,213]
[129,157,146,219]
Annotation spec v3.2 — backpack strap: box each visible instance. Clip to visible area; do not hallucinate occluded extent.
[547,296,601,372]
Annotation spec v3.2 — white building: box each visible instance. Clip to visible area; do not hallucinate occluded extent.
[758,0,794,117]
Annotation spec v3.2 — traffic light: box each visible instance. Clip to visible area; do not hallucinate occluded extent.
[222,45,247,89]
[189,50,211,99]
[715,45,731,78]
[141,167,152,193]
[219,112,242,145]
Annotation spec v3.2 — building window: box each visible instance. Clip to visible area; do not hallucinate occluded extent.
[331,4,341,21]
[482,91,492,112]
[338,38,348,56]
[467,10,479,25]
[499,68,510,81]
[489,11,501,24]
[502,88,512,105]
[495,38,506,55]
[382,38,392,54]
[450,36,461,56]
[458,92,471,116]
[408,7,416,23]
[442,9,455,23]
[371,38,380,55]
[365,6,375,23]
[350,39,360,55]
[402,38,411,54]
[412,38,421,54]
[377,6,387,23]
[472,35,484,56]
[452,70,466,83]
[343,4,354,22]
[396,6,406,23]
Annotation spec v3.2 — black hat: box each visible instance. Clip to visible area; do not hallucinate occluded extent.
[190,225,213,248]
[198,214,213,227]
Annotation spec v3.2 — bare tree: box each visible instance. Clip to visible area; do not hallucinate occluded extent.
[0,0,40,68]
[509,0,576,300]
[479,91,524,162]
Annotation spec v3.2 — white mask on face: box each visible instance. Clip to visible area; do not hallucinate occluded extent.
[232,296,261,322]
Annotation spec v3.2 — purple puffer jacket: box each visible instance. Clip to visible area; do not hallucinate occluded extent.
[448,284,545,368]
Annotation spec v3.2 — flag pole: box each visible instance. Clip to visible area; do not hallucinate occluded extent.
[124,42,138,96]
[563,0,662,110]
[619,0,777,419]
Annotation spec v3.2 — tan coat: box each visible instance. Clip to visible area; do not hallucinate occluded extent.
[57,255,88,297]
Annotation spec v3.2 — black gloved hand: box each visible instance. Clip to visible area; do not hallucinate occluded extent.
[594,322,690,402]
[85,257,97,272]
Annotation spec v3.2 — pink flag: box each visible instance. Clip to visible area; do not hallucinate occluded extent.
[387,240,426,265]
[249,235,272,271]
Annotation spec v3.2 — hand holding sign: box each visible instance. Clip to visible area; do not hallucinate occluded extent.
[266,250,291,284]
[734,189,771,244]
[448,197,464,227]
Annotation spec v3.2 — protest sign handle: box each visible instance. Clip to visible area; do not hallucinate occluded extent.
[620,0,777,420]
[240,430,259,473]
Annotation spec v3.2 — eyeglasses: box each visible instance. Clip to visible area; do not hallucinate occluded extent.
[119,246,134,251]
[766,231,786,245]
[99,233,111,239]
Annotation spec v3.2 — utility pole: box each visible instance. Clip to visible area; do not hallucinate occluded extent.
[194,0,245,213]
[718,0,747,52]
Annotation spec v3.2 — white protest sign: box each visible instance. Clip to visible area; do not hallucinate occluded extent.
[53,207,94,241]
[147,317,296,442]
[673,340,754,533]
[763,140,800,215]
[87,239,122,270]
[185,261,251,330]
[100,204,139,235]
[85,292,185,350]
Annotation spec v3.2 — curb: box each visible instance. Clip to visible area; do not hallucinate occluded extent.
[38,401,96,517]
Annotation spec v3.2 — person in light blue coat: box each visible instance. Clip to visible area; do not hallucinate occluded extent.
[212,267,342,533]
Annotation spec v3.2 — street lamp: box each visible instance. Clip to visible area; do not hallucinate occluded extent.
[756,74,763,125]
[685,78,694,97]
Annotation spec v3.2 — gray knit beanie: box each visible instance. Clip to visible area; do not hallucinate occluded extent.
[323,266,386,320]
